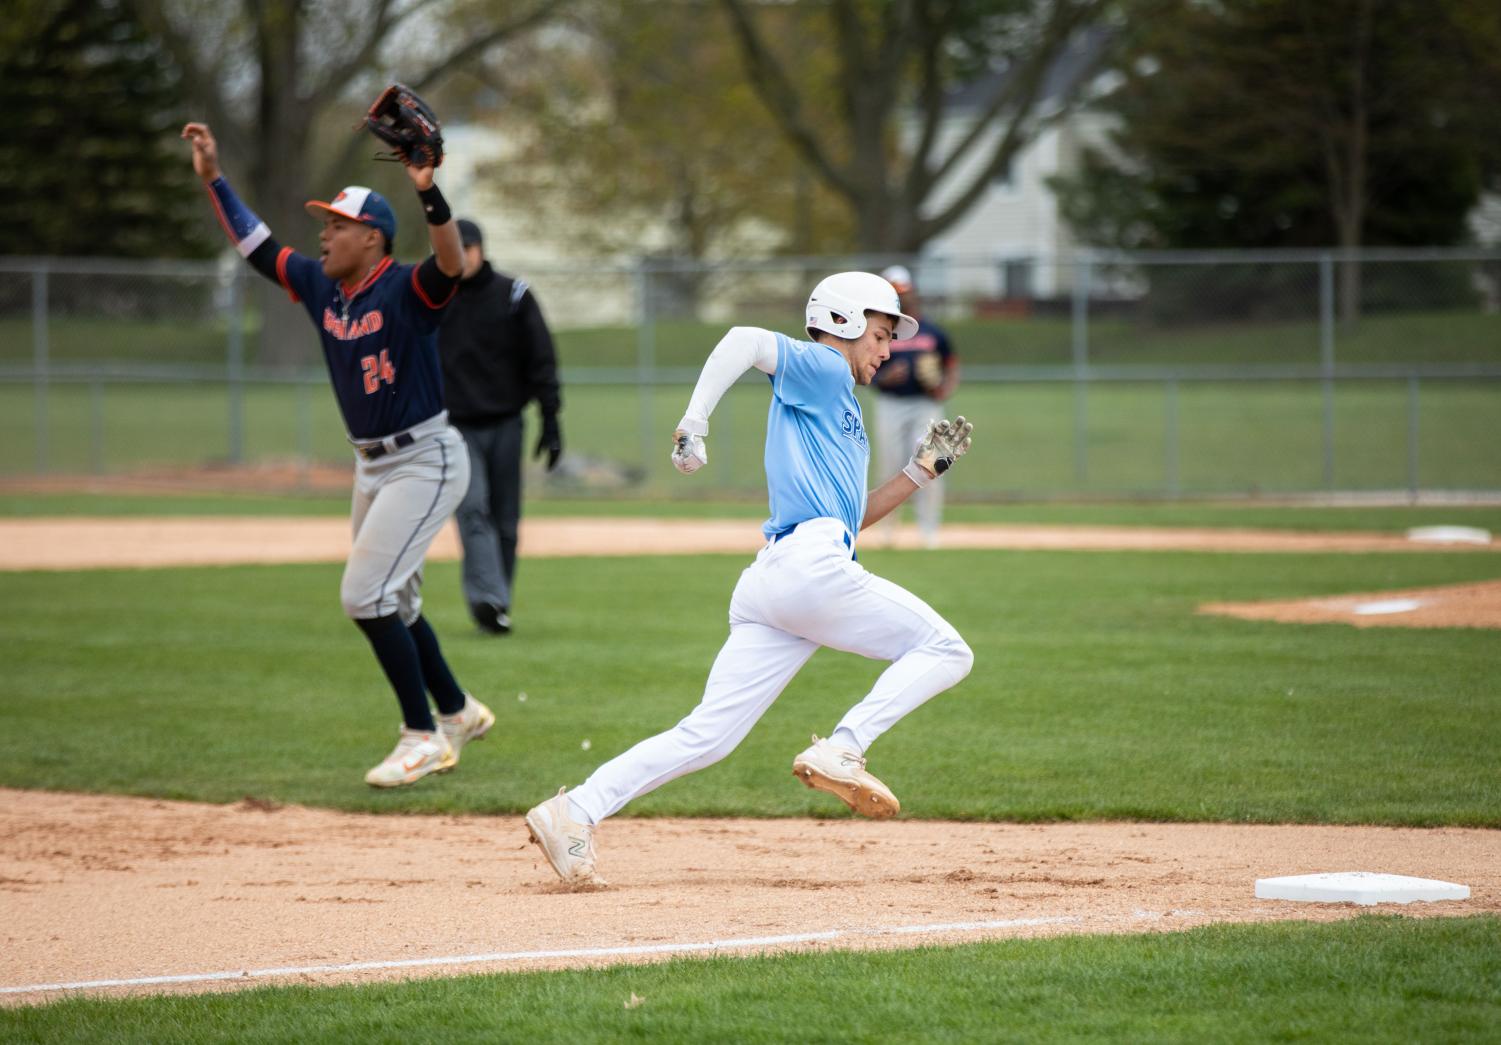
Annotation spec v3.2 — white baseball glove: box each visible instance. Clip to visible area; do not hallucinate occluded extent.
[671,429,708,474]
[902,415,973,488]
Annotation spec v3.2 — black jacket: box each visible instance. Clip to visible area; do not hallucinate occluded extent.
[438,262,561,425]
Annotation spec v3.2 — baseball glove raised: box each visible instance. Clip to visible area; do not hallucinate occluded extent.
[365,83,444,168]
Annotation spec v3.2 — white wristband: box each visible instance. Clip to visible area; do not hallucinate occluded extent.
[902,460,934,489]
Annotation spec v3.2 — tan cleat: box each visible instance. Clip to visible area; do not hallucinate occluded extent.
[438,693,495,762]
[365,727,455,788]
[525,788,608,890]
[792,735,900,818]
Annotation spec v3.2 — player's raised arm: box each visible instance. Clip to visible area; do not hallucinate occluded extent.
[182,122,289,283]
[182,122,221,182]
[363,83,462,288]
[670,326,780,475]
[404,161,462,278]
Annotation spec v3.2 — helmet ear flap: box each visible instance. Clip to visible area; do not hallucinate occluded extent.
[805,303,867,341]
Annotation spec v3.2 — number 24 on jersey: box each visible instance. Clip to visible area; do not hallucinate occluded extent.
[361,349,396,394]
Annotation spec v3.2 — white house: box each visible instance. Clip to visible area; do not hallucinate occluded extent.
[905,29,1117,305]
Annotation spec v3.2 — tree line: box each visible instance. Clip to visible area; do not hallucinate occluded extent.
[5,0,1498,265]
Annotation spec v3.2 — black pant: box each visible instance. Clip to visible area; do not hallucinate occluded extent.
[454,416,521,615]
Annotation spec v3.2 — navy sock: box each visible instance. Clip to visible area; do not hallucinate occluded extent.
[408,615,467,715]
[353,614,434,731]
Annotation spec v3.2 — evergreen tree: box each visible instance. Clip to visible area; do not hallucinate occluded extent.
[0,0,212,257]
[1056,0,1497,254]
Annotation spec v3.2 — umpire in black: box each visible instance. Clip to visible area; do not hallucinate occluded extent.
[439,218,562,634]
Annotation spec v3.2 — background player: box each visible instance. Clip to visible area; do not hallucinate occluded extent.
[439,217,564,635]
[181,120,494,788]
[525,271,974,888]
[873,265,960,548]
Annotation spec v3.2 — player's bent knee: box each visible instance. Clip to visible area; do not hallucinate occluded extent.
[341,588,378,620]
[942,633,974,680]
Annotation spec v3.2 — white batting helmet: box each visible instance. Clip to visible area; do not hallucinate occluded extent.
[806,271,919,342]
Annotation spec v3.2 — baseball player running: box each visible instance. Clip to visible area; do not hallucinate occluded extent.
[526,271,974,888]
[181,118,494,788]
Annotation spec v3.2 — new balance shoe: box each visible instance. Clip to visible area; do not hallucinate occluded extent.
[364,727,455,788]
[525,788,607,889]
[791,734,900,818]
[438,693,495,760]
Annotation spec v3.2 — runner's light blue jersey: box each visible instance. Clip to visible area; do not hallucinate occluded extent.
[762,333,868,540]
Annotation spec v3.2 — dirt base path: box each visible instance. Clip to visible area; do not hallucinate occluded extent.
[2,789,1496,1006]
[2,515,1497,571]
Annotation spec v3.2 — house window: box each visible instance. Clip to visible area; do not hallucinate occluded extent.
[1002,258,1034,299]
[992,157,1015,189]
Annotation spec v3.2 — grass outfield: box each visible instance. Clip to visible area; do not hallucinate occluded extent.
[7,307,1501,368]
[5,917,1499,1041]
[3,547,1498,824]
[4,377,1499,496]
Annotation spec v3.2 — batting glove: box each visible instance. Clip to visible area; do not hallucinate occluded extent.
[903,415,973,488]
[671,430,708,474]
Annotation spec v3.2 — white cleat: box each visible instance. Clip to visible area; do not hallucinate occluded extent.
[438,693,495,762]
[525,788,607,890]
[364,726,456,788]
[792,735,900,818]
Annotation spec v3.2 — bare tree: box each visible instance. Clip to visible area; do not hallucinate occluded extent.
[720,0,1112,252]
[128,0,564,364]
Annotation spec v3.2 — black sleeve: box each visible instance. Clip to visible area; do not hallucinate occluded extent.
[414,256,460,308]
[245,236,285,284]
[517,290,562,415]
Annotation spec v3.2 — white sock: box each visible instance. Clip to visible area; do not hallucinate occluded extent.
[567,796,596,826]
[830,727,863,754]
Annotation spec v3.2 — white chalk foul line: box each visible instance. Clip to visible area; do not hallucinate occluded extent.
[1,916,1078,996]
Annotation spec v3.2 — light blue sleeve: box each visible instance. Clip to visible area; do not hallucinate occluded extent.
[771,335,835,409]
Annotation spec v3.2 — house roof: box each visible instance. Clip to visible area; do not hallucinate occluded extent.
[943,26,1112,114]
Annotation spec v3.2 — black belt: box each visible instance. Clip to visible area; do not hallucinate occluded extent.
[355,432,416,461]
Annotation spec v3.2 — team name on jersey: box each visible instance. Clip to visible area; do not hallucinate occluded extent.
[322,308,385,340]
[840,408,867,447]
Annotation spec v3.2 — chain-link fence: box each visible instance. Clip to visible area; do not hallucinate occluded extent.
[1,249,1498,498]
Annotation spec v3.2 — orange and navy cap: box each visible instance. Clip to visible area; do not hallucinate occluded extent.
[304,186,396,243]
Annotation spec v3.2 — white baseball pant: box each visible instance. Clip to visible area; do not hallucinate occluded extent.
[876,394,945,545]
[341,418,470,625]
[567,517,973,824]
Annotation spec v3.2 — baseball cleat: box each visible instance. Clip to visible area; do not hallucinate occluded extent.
[472,602,512,635]
[791,735,900,818]
[438,693,495,760]
[525,788,607,890]
[364,726,456,788]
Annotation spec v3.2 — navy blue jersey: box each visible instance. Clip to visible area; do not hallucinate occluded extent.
[273,249,456,440]
[872,317,954,398]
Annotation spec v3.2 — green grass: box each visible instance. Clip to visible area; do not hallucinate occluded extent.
[5,488,1501,535]
[9,306,1500,369]
[3,548,1498,824]
[3,376,1499,496]
[5,916,1498,1041]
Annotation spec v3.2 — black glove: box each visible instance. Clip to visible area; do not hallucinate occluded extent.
[535,414,563,471]
[364,83,444,168]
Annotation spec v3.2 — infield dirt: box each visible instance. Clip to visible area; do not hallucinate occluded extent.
[3,788,1497,1006]
[4,514,1498,1004]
